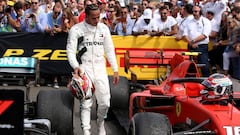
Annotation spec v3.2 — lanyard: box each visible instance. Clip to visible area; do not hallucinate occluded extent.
[51,13,60,26]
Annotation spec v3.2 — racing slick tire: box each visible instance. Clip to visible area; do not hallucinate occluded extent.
[37,89,74,135]
[109,75,129,109]
[128,112,172,135]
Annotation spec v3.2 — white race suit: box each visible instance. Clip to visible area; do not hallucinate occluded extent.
[66,21,118,135]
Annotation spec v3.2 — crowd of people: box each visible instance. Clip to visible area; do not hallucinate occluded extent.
[1,0,240,82]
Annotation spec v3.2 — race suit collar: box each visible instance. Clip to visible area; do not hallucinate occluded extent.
[84,20,98,33]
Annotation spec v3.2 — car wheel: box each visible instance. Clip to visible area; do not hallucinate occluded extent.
[109,76,129,109]
[37,89,74,135]
[128,112,172,135]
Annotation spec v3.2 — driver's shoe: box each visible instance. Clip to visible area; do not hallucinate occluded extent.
[83,130,91,135]
[97,121,106,135]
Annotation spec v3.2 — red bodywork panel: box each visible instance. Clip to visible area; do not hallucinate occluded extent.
[124,50,189,70]
[0,100,14,115]
[127,50,240,135]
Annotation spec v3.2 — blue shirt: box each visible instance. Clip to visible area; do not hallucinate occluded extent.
[47,12,62,28]
[20,9,48,33]
[114,16,134,36]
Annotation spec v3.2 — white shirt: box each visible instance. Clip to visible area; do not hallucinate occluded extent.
[100,11,107,20]
[177,15,193,36]
[201,0,226,25]
[151,16,177,33]
[210,18,220,33]
[201,1,214,17]
[183,16,212,45]
[153,9,160,19]
[176,13,183,25]
[212,0,226,25]
[132,17,157,33]
[209,18,220,43]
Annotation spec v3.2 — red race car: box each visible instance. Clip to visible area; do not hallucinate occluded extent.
[109,50,240,135]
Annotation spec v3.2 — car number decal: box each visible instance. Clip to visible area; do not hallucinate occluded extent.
[224,126,240,135]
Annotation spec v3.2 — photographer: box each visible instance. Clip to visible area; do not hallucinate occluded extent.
[0,1,18,32]
[45,1,62,36]
[13,1,24,32]
[20,0,47,32]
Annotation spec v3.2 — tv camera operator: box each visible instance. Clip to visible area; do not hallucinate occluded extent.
[0,0,18,32]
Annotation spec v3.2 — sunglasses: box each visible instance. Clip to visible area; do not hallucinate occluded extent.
[121,12,127,14]
[31,2,38,4]
[161,12,167,15]
[133,7,138,10]
[193,10,200,13]
[108,10,114,13]
[147,7,153,9]
[54,12,60,15]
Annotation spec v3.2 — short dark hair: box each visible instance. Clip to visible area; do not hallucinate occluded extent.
[232,6,240,14]
[14,1,23,10]
[184,4,193,14]
[85,4,99,16]
[159,5,169,11]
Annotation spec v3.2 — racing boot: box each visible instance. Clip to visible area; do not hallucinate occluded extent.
[83,130,91,135]
[97,120,106,135]
[97,105,109,135]
[80,99,93,135]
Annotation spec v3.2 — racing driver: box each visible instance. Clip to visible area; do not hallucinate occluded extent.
[66,4,119,135]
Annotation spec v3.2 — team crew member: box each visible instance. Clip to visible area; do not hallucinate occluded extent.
[183,5,211,77]
[175,4,193,40]
[66,4,119,135]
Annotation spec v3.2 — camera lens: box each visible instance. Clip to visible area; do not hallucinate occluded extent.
[5,6,11,13]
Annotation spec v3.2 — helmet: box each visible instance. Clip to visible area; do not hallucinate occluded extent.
[69,73,95,100]
[202,73,233,96]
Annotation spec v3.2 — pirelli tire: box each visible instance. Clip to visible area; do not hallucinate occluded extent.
[128,112,173,135]
[109,75,129,109]
[37,89,74,135]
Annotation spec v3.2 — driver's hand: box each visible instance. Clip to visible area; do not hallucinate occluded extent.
[73,68,82,78]
[113,72,119,85]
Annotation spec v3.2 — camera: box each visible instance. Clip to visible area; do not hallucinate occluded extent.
[54,24,59,28]
[4,6,11,13]
[28,14,35,18]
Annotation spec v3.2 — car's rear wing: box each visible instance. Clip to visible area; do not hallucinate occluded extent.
[124,50,194,82]
[0,57,40,86]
